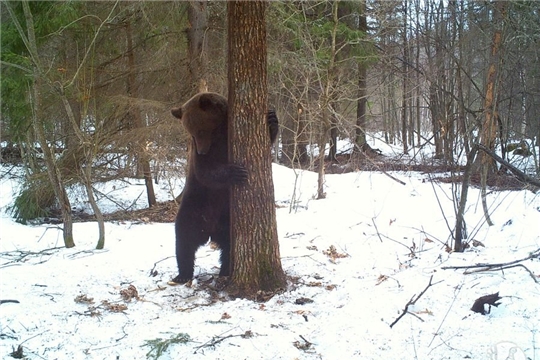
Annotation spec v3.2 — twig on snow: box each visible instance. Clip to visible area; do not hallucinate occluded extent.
[372,217,416,254]
[149,256,175,277]
[371,217,384,243]
[193,329,253,354]
[0,247,64,268]
[10,332,48,360]
[0,300,20,305]
[390,275,439,328]
[428,282,462,347]
[441,249,540,283]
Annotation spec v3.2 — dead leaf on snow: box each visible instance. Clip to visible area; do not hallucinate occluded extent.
[376,274,389,285]
[120,284,139,302]
[221,312,231,320]
[323,245,348,261]
[102,300,128,313]
[74,294,94,304]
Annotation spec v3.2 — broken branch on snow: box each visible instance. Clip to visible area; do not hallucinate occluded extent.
[477,144,540,192]
[193,329,253,354]
[441,249,540,283]
[390,275,439,328]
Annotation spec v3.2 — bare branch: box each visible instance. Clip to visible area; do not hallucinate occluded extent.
[390,275,439,328]
[442,249,540,283]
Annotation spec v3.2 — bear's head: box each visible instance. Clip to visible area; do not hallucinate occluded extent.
[171,92,227,155]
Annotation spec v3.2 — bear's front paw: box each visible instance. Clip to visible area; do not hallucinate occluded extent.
[267,110,279,144]
[228,164,248,184]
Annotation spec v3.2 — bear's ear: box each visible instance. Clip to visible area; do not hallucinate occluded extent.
[171,107,183,119]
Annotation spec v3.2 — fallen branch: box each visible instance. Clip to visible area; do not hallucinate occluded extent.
[441,249,540,283]
[357,150,407,185]
[0,300,20,305]
[477,144,540,192]
[390,275,439,328]
[193,329,253,354]
[0,247,64,268]
[149,256,175,277]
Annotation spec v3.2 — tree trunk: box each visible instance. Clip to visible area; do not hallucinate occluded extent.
[280,100,308,166]
[187,1,208,93]
[126,19,156,208]
[476,1,507,226]
[316,128,328,200]
[355,61,368,152]
[83,161,105,249]
[329,106,338,162]
[454,145,477,252]
[15,1,75,248]
[59,93,106,249]
[316,0,339,199]
[227,1,286,296]
[354,0,370,153]
[32,78,75,248]
[478,2,506,168]
[401,0,409,154]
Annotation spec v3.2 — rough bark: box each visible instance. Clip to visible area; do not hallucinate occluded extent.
[227,1,286,296]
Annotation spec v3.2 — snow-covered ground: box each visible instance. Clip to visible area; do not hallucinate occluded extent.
[0,140,539,360]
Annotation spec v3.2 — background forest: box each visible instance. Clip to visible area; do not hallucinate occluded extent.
[1,1,539,246]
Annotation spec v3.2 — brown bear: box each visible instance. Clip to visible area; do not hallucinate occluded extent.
[169,92,278,284]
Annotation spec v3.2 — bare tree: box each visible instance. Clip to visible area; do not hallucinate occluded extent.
[125,13,156,208]
[5,1,76,248]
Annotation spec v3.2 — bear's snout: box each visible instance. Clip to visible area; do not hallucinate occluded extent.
[194,137,212,155]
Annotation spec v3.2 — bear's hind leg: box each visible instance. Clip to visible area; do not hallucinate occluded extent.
[211,231,231,277]
[171,229,207,285]
[218,239,230,277]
